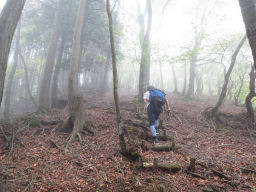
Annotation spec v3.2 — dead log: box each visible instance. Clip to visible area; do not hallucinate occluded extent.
[202,189,214,192]
[143,160,181,173]
[146,144,181,152]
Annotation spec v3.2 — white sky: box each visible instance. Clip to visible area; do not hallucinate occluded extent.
[119,0,245,57]
[0,0,6,13]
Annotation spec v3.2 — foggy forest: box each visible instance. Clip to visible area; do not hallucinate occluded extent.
[1,0,256,191]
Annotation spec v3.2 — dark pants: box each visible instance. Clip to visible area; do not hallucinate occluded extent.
[147,104,162,126]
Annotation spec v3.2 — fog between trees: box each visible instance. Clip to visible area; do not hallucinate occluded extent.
[0,0,255,122]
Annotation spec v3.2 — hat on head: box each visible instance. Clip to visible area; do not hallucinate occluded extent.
[147,85,155,91]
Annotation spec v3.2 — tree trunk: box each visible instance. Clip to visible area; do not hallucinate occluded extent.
[239,0,256,68]
[100,50,111,95]
[187,56,196,97]
[3,22,21,120]
[227,78,234,101]
[186,35,201,98]
[196,71,203,96]
[245,65,256,122]
[68,0,87,111]
[107,0,128,156]
[138,0,152,100]
[182,61,187,95]
[51,36,66,108]
[38,0,62,111]
[63,0,87,148]
[19,51,37,108]
[234,75,244,106]
[210,35,246,117]
[0,0,26,107]
[159,62,164,90]
[171,64,178,93]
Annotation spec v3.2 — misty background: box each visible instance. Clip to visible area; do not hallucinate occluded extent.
[0,0,251,120]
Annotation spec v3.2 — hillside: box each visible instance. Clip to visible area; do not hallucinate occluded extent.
[0,93,256,192]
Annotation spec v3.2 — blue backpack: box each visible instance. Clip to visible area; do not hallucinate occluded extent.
[149,89,166,107]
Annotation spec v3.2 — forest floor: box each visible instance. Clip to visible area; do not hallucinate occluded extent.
[0,93,256,192]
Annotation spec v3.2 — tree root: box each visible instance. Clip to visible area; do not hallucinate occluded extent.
[60,96,87,150]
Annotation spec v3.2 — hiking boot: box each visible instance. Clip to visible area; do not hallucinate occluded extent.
[154,138,159,144]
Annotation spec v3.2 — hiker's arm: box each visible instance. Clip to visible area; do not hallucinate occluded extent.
[144,98,148,112]
[166,99,171,112]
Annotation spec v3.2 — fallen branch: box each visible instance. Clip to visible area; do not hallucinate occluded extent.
[190,172,207,180]
[223,180,240,188]
[240,167,256,174]
[168,110,182,124]
[211,169,231,181]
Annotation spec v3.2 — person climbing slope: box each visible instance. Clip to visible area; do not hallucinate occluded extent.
[143,85,171,144]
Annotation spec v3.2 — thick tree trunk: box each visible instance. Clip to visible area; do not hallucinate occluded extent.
[38,0,62,111]
[0,0,26,107]
[63,0,87,148]
[68,0,87,112]
[245,65,256,122]
[210,35,246,117]
[239,0,256,68]
[3,23,21,120]
[138,0,152,100]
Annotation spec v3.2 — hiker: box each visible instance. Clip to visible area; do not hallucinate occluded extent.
[144,86,171,144]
